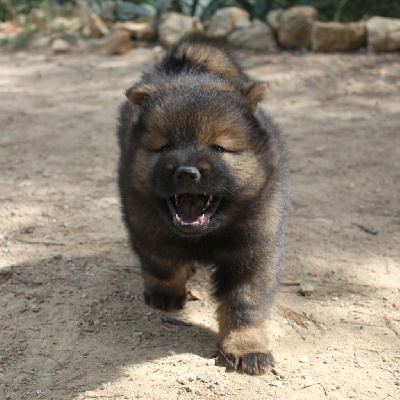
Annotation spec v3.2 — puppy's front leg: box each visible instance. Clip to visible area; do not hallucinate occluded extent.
[214,255,280,374]
[142,259,188,311]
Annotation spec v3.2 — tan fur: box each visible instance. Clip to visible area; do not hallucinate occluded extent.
[143,265,187,297]
[126,84,157,105]
[178,43,241,82]
[241,82,268,111]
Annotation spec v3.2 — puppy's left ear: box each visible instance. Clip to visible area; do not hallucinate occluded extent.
[241,82,268,112]
[125,84,156,105]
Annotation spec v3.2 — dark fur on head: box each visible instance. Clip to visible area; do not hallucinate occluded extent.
[117,33,288,375]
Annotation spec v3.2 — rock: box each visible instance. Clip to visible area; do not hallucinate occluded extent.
[31,35,52,49]
[112,18,155,41]
[28,8,46,30]
[234,17,252,30]
[366,17,400,51]
[311,21,366,52]
[197,373,215,383]
[158,12,203,47]
[187,288,205,301]
[107,30,133,55]
[278,6,318,49]
[207,7,250,38]
[177,377,189,385]
[62,31,81,46]
[270,380,284,388]
[50,17,82,33]
[266,9,283,32]
[88,13,110,37]
[52,38,70,54]
[300,283,315,296]
[228,20,278,51]
[0,21,23,36]
[0,266,12,276]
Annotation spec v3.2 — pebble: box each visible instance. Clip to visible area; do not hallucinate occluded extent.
[300,356,309,363]
[177,377,188,385]
[0,266,12,275]
[270,380,283,388]
[52,38,70,54]
[300,283,315,296]
[187,373,196,382]
[197,373,214,383]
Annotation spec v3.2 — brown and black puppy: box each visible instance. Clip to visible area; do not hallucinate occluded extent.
[117,34,288,375]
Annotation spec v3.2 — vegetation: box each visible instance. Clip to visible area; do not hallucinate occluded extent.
[1,0,399,23]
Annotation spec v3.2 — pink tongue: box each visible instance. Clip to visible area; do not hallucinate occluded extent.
[177,194,206,219]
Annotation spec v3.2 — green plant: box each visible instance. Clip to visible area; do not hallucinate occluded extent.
[12,27,36,49]
[115,1,156,21]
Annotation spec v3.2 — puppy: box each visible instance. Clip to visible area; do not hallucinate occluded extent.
[117,34,288,374]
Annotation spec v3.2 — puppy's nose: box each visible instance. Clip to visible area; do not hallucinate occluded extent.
[174,166,201,184]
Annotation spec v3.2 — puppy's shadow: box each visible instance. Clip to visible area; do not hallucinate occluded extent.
[2,252,217,397]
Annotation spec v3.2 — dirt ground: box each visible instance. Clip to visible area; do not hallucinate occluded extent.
[0,42,399,400]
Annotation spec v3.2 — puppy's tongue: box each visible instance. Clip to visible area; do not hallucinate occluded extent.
[176,194,206,219]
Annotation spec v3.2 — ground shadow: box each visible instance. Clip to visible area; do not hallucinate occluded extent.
[1,252,217,399]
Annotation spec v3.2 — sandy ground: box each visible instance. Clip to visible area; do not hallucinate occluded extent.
[0,43,399,400]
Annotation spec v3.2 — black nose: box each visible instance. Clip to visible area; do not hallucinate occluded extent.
[174,166,201,184]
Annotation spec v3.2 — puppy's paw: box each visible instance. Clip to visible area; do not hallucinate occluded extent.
[144,290,187,311]
[217,325,274,375]
[219,350,274,375]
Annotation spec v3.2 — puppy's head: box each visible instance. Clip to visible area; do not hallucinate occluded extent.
[125,77,270,236]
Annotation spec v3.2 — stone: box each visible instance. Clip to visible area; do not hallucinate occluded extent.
[112,18,155,41]
[62,31,81,46]
[278,6,318,49]
[158,12,203,47]
[88,13,110,37]
[207,7,250,38]
[300,283,315,296]
[311,21,366,52]
[0,21,23,36]
[50,17,82,33]
[51,38,70,54]
[28,8,46,30]
[228,20,278,52]
[266,9,283,32]
[366,17,400,51]
[234,17,252,30]
[106,30,133,55]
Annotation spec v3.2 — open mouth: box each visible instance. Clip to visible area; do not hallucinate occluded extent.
[166,193,221,230]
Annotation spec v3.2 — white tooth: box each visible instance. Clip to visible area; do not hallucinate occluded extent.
[175,214,182,223]
[175,194,178,203]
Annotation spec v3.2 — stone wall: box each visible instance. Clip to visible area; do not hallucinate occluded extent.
[1,6,399,54]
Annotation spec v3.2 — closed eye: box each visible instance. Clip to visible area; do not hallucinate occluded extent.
[210,145,226,154]
[159,145,172,153]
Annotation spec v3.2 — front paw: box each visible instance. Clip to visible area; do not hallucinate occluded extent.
[219,350,275,375]
[144,290,187,311]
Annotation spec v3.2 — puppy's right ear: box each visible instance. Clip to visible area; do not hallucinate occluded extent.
[125,84,156,105]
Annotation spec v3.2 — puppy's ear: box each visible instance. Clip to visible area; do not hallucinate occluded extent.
[125,84,156,105]
[241,82,268,112]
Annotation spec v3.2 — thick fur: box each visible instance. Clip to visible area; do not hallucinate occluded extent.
[117,34,288,375]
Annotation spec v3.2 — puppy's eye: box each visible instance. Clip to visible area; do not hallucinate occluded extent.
[159,145,172,153]
[211,145,226,154]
